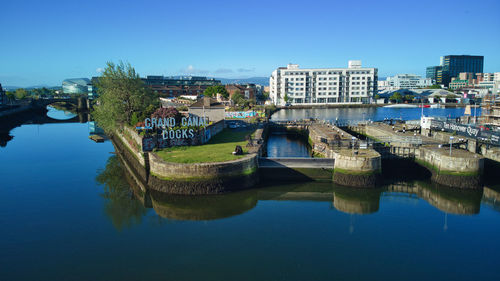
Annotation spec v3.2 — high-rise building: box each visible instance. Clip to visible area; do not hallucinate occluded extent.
[427,55,483,86]
[269,61,377,105]
[441,55,484,86]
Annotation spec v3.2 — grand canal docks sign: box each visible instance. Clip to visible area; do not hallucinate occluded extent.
[431,120,500,145]
[140,116,210,151]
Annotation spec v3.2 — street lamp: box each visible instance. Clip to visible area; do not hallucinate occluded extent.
[449,136,454,156]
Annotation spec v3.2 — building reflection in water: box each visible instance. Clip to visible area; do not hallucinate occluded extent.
[96,155,500,229]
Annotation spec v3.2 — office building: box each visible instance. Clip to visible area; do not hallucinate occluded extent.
[269,61,377,105]
[441,55,484,86]
[426,66,442,84]
[427,55,483,86]
[385,74,432,90]
[142,76,221,98]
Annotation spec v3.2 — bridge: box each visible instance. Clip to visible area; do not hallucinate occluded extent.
[258,157,334,169]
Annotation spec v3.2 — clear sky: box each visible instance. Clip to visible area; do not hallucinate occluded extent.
[1,0,499,87]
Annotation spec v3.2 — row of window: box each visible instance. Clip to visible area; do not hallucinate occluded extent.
[284,71,372,75]
[290,97,365,103]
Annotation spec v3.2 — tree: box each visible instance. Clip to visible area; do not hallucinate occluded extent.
[92,61,158,134]
[231,90,244,105]
[427,85,441,89]
[5,91,16,102]
[389,92,402,103]
[151,107,182,127]
[374,94,380,99]
[403,94,414,102]
[284,93,290,103]
[203,85,229,99]
[445,94,457,103]
[14,88,28,100]
[434,95,441,103]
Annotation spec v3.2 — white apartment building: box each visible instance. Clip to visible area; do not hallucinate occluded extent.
[385,74,433,90]
[269,61,377,106]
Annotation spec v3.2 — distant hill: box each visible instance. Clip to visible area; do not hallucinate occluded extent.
[2,85,61,91]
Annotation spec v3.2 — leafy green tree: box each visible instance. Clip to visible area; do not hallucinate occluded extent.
[231,90,244,105]
[284,93,290,103]
[427,85,441,89]
[6,91,16,102]
[92,61,158,134]
[403,94,414,102]
[389,92,402,103]
[203,85,229,99]
[14,88,28,100]
[445,94,457,103]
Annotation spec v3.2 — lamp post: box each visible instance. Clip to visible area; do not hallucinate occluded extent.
[449,136,454,156]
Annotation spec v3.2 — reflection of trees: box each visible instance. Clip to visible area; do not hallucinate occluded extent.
[96,156,147,230]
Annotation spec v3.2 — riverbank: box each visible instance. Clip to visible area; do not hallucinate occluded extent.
[113,124,267,195]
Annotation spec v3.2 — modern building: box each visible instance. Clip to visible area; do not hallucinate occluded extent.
[62,78,92,95]
[385,74,432,90]
[443,55,483,86]
[142,76,221,98]
[142,76,221,87]
[426,66,442,84]
[269,61,377,106]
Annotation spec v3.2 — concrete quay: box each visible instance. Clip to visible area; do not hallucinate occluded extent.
[357,122,485,189]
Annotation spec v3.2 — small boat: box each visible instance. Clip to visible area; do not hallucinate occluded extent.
[89,134,105,143]
[418,104,431,108]
[430,104,441,108]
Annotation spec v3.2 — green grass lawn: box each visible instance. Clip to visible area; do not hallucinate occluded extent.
[155,129,252,163]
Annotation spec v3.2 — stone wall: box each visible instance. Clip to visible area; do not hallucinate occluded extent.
[416,147,484,189]
[332,149,381,188]
[148,152,259,195]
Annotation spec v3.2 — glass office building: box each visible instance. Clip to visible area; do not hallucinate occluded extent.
[426,66,442,84]
[441,55,484,86]
[62,78,91,94]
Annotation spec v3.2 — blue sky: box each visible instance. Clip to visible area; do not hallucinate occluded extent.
[1,0,499,87]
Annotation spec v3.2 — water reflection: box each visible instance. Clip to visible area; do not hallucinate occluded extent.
[149,189,258,221]
[266,133,310,157]
[333,186,382,214]
[96,156,148,230]
[97,154,500,227]
[385,181,483,215]
[271,107,469,122]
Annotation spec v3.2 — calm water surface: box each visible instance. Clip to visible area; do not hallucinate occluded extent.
[271,106,479,122]
[1,108,499,281]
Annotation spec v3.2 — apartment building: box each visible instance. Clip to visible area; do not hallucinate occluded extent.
[269,61,377,106]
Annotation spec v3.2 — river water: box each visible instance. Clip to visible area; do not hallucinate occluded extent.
[1,107,499,281]
[271,106,477,122]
